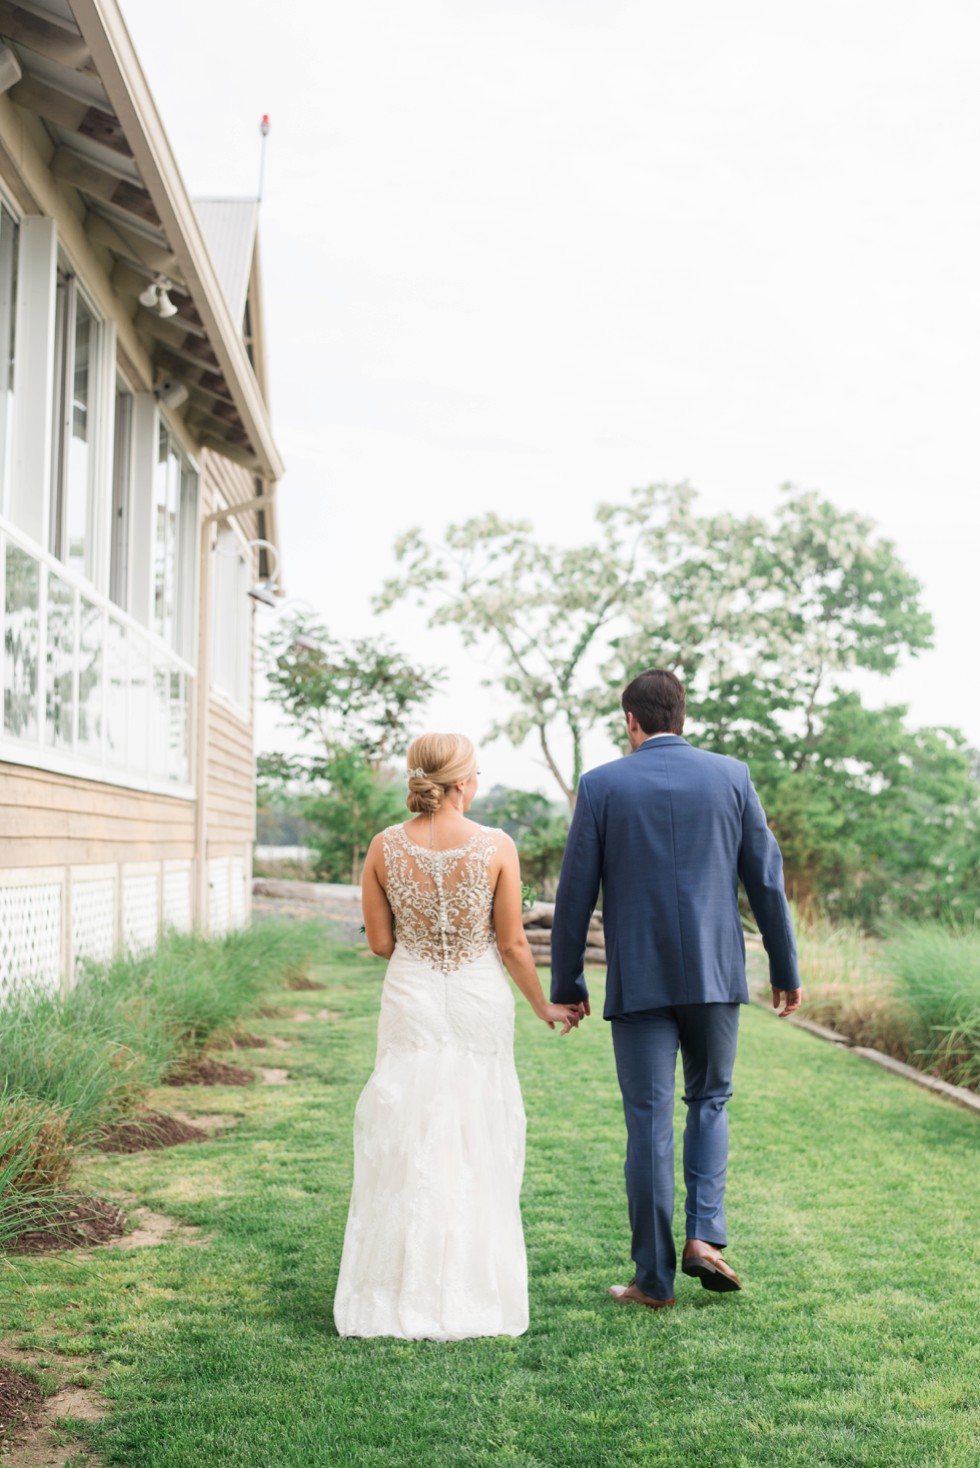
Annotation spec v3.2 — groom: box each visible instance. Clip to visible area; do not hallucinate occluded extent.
[551,669,801,1307]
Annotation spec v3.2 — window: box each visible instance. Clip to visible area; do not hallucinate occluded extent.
[0,205,17,502]
[154,421,198,659]
[109,381,133,609]
[211,524,251,710]
[50,268,100,580]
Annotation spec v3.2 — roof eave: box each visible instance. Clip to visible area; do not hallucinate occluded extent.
[69,0,284,483]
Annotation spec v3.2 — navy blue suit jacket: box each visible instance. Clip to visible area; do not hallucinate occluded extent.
[550,736,800,1016]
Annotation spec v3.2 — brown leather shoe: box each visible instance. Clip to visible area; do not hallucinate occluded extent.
[608,1280,675,1309]
[681,1240,741,1292]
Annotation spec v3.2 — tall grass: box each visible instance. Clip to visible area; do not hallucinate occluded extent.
[789,910,915,1058]
[778,910,980,1090]
[887,923,980,1090]
[0,1087,80,1251]
[0,918,324,1246]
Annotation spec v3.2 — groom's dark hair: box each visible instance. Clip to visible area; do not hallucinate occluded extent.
[621,669,686,735]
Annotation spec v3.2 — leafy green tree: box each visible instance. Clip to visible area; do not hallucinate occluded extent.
[376,483,979,923]
[376,493,698,803]
[305,751,407,884]
[260,617,442,881]
[264,613,443,769]
[470,785,570,900]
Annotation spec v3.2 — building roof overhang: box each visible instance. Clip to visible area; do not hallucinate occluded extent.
[0,0,283,495]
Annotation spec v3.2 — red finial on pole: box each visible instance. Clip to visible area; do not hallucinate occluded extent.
[258,114,271,202]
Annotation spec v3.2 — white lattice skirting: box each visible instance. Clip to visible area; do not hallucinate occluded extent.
[0,877,63,998]
[163,862,193,934]
[72,875,117,972]
[122,870,161,954]
[0,852,252,997]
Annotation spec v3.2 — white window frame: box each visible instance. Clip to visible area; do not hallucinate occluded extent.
[48,259,116,594]
[0,205,197,798]
[209,508,253,720]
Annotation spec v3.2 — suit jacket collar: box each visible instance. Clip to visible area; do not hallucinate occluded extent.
[637,735,689,751]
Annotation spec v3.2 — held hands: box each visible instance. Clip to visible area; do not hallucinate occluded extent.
[772,986,803,1018]
[540,1002,588,1036]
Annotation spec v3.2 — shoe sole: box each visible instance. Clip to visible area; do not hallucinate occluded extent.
[681,1258,741,1292]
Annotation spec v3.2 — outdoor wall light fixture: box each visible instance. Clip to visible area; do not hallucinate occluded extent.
[227,536,283,605]
[0,44,22,94]
[139,275,179,318]
[155,379,189,410]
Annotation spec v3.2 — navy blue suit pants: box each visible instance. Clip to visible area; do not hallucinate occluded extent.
[610,1003,740,1300]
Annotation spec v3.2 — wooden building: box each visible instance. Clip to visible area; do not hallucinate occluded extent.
[0,0,282,995]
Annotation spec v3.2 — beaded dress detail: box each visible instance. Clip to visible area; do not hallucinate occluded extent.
[379,823,497,973]
[333,823,529,1341]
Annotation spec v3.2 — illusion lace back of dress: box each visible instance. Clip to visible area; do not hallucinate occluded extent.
[380,823,498,974]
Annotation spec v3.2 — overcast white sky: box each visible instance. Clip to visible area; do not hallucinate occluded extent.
[126,0,979,796]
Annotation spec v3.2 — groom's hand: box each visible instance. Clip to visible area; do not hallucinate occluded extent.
[772,986,802,1018]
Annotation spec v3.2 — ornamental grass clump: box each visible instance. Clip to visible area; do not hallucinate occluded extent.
[0,1088,78,1251]
[886,923,980,1090]
[0,986,150,1147]
[788,911,914,1058]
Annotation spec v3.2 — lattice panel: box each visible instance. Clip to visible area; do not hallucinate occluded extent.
[163,865,192,933]
[72,878,116,972]
[123,872,159,954]
[229,857,246,929]
[0,881,63,998]
[208,859,230,936]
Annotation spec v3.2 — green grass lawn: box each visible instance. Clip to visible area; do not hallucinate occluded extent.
[3,939,978,1467]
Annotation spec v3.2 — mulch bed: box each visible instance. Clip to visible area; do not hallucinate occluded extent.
[6,1197,127,1255]
[230,1031,268,1048]
[164,1057,256,1087]
[0,1367,43,1447]
[286,976,327,991]
[95,1110,209,1153]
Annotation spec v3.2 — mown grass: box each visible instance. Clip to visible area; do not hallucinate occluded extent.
[1,938,977,1467]
[777,916,980,1090]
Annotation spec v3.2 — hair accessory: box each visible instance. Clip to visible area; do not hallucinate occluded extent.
[407,767,426,780]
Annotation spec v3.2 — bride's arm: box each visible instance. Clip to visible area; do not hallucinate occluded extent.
[361,837,395,958]
[493,836,582,1035]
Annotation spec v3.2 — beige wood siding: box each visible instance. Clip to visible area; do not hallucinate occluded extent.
[0,764,195,867]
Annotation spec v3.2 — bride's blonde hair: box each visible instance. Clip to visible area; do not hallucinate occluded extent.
[405,733,477,816]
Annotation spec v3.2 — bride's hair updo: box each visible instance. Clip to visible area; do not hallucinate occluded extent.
[405,733,477,816]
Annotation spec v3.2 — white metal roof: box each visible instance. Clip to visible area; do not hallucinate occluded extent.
[192,197,259,328]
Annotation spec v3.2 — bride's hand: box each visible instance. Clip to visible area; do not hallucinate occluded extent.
[540,1003,584,1035]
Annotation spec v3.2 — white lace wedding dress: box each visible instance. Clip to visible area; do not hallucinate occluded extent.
[332,823,529,1340]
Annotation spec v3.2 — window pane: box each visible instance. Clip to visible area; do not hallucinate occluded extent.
[154,425,180,643]
[176,460,198,661]
[105,616,127,767]
[45,571,75,748]
[0,207,17,501]
[77,597,103,758]
[3,542,39,739]
[64,297,93,577]
[128,629,150,773]
[150,659,169,777]
[110,385,133,609]
[168,669,189,784]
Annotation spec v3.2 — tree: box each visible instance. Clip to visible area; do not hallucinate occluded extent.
[260,616,443,881]
[376,484,980,924]
[376,484,934,808]
[470,785,570,900]
[375,492,698,804]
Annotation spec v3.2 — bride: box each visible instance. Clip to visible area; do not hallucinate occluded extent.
[332,732,582,1340]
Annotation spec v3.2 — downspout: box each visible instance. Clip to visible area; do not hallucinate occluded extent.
[193,490,277,930]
